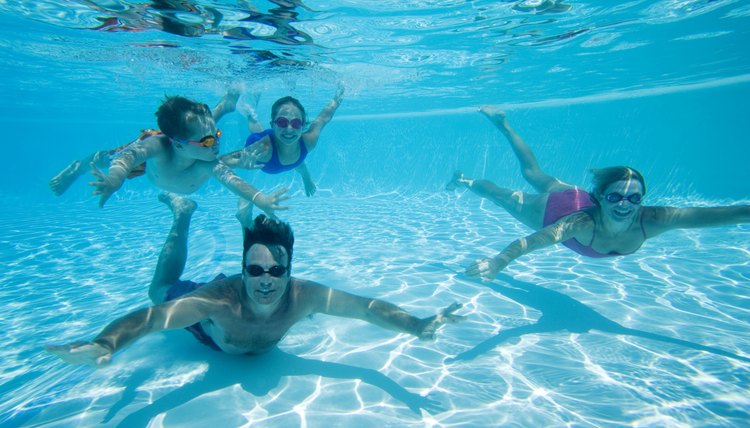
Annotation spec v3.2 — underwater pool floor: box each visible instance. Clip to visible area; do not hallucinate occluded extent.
[1,192,749,427]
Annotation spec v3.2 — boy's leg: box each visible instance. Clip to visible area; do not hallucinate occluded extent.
[149,192,197,304]
[49,150,108,196]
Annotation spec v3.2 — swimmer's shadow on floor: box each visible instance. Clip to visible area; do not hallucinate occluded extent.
[104,342,441,426]
[448,273,750,364]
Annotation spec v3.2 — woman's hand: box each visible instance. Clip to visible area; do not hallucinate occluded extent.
[465,256,508,280]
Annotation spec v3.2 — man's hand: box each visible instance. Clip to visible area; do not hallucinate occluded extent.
[45,341,112,367]
[417,302,465,340]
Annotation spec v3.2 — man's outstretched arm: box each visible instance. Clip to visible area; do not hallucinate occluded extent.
[46,296,213,367]
[307,281,464,340]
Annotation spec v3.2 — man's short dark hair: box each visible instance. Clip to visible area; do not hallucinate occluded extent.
[155,96,212,139]
[243,214,295,272]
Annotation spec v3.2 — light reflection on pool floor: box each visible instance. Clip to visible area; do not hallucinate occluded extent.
[1,192,748,427]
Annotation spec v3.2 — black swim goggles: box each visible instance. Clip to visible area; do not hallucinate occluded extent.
[603,192,643,204]
[244,264,288,277]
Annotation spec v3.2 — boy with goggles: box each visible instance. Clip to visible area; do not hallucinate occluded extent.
[55,93,288,218]
[47,193,463,370]
[50,91,236,196]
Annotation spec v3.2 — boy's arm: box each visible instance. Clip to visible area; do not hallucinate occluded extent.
[45,295,214,367]
[211,161,290,217]
[307,282,463,340]
[302,87,344,149]
[219,142,269,170]
[89,136,161,208]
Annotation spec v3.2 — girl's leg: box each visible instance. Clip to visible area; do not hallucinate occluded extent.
[235,197,254,231]
[149,192,197,304]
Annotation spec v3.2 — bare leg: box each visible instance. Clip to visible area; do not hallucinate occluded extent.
[149,192,197,304]
[212,87,241,122]
[49,150,109,196]
[448,171,549,230]
[479,106,572,194]
[235,197,254,231]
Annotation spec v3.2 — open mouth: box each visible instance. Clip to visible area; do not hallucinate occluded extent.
[612,209,632,220]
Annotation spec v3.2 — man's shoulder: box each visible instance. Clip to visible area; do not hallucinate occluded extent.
[291,276,325,289]
[193,274,242,297]
[289,277,329,300]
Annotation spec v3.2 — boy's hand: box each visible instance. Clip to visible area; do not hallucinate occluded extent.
[89,163,123,208]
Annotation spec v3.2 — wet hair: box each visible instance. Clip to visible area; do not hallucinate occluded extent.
[590,166,647,201]
[271,96,306,123]
[155,95,212,139]
[243,214,295,273]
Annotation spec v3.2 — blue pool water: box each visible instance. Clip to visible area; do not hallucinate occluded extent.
[1,1,750,427]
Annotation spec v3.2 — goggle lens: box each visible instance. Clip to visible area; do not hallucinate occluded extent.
[245,264,287,277]
[274,117,304,130]
[604,192,642,204]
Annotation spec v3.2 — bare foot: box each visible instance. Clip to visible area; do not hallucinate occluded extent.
[49,161,83,196]
[478,105,506,120]
[445,170,466,191]
[158,192,197,217]
[213,87,241,120]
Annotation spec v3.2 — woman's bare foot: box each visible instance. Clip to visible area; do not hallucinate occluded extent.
[446,171,473,190]
[478,105,506,121]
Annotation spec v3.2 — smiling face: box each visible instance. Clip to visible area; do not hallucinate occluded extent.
[599,179,644,224]
[271,103,304,146]
[242,243,290,309]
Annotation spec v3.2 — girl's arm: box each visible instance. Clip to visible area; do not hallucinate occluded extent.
[302,87,344,150]
[295,162,316,197]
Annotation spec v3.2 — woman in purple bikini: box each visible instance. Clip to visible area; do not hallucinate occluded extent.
[447,106,750,280]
